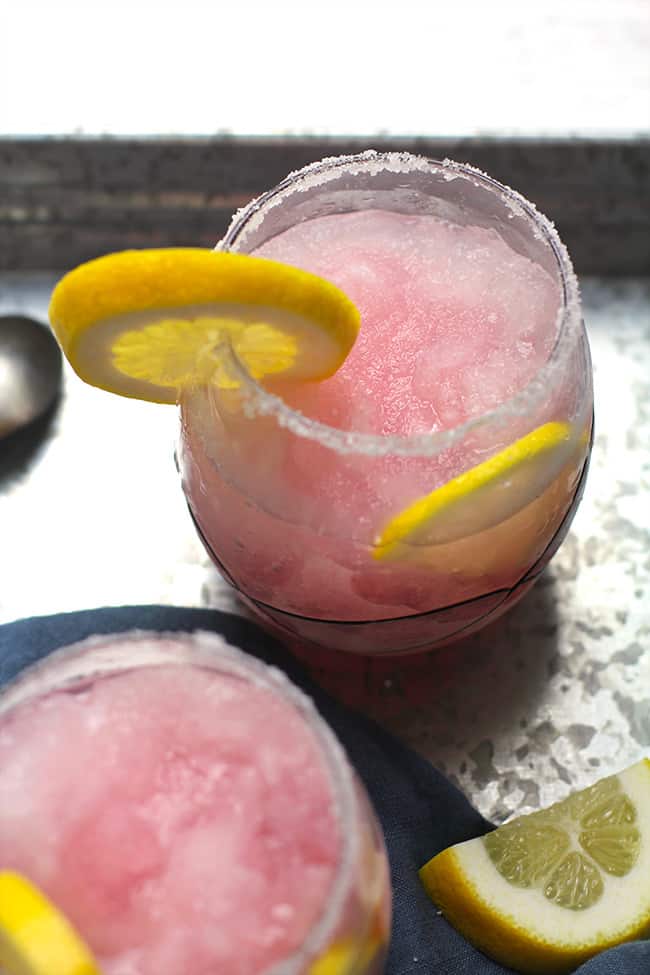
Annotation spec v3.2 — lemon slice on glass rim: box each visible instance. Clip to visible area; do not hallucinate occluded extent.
[48,248,360,403]
[419,758,650,975]
[0,871,99,975]
[372,421,575,559]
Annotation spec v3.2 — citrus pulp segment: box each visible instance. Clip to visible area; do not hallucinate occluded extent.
[0,872,99,975]
[48,249,360,403]
[372,421,574,559]
[419,759,650,974]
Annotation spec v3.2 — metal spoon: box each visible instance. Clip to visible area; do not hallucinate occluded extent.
[0,315,63,439]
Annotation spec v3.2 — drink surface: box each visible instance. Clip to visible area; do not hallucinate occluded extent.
[257,210,560,440]
[0,653,339,974]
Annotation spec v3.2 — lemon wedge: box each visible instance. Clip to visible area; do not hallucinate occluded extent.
[48,249,360,403]
[373,421,574,559]
[0,872,99,975]
[419,759,650,974]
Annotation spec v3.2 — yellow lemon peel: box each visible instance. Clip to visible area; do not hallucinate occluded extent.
[0,872,99,975]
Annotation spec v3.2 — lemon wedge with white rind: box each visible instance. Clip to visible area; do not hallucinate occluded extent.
[0,872,99,975]
[373,421,574,559]
[48,249,360,403]
[419,759,650,975]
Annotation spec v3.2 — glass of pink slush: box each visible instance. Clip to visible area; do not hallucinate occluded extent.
[178,151,592,655]
[0,630,390,974]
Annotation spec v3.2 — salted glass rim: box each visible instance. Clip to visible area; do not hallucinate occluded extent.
[216,150,582,459]
[0,629,361,975]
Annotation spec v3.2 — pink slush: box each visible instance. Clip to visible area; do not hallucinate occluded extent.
[0,633,388,973]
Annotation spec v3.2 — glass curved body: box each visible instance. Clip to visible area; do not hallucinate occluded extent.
[179,153,593,655]
[0,631,390,975]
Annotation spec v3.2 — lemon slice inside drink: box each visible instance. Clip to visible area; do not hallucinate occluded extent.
[419,759,650,974]
[0,872,99,975]
[373,421,574,559]
[309,926,385,974]
[48,249,360,403]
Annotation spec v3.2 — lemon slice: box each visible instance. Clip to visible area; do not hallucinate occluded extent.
[48,249,360,403]
[0,872,99,975]
[309,941,357,975]
[419,759,650,974]
[309,896,388,974]
[373,421,574,559]
[309,930,384,975]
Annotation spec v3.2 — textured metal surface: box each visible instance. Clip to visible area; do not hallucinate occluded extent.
[0,273,648,822]
[1,138,649,274]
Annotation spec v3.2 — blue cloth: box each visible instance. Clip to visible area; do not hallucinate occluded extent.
[0,606,647,975]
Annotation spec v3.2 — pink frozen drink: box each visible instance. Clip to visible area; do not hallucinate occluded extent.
[0,631,390,974]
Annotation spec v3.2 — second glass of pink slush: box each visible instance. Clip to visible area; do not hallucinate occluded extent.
[0,630,390,974]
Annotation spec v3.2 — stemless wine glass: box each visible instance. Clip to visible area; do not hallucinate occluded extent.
[0,631,391,974]
[178,152,592,656]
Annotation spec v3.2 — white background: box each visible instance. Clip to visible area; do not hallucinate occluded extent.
[2,0,649,137]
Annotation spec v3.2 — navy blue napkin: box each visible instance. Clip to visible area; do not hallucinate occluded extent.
[0,606,646,975]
